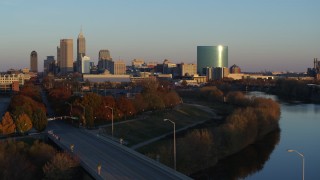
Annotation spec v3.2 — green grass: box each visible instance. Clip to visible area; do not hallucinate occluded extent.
[102,104,214,146]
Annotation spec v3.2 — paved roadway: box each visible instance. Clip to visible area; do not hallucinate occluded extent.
[47,121,191,180]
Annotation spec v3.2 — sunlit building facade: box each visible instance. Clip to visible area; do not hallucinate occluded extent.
[197,45,228,75]
[59,39,73,74]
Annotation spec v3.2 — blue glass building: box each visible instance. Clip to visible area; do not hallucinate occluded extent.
[197,46,228,75]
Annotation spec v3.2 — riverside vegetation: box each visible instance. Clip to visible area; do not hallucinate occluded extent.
[141,87,281,175]
[0,140,83,180]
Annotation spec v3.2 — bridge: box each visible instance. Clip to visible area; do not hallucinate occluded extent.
[47,120,191,180]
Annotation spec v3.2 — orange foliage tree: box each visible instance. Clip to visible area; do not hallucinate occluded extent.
[0,112,16,135]
[15,113,33,134]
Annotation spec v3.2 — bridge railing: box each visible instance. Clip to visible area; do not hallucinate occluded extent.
[47,131,103,180]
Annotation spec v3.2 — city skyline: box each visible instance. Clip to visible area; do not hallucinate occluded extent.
[0,0,319,72]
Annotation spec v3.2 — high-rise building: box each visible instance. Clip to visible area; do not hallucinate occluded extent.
[81,56,91,74]
[98,49,113,73]
[43,56,56,75]
[77,29,86,72]
[30,51,38,72]
[197,45,228,75]
[57,46,61,69]
[111,61,126,75]
[179,63,197,77]
[99,49,111,60]
[59,39,73,74]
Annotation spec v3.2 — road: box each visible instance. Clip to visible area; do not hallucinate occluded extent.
[47,120,191,180]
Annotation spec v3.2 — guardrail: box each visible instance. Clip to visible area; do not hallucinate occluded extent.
[82,129,192,180]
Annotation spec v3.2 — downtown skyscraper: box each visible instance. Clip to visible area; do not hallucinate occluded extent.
[59,39,73,74]
[30,50,38,72]
[77,29,86,72]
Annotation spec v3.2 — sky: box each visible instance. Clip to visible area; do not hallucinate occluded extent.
[0,0,319,72]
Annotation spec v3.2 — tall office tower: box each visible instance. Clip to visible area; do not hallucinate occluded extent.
[77,29,86,72]
[99,49,111,60]
[81,56,91,74]
[57,46,61,69]
[43,56,56,75]
[30,51,38,72]
[111,60,126,75]
[98,49,113,73]
[197,45,228,75]
[60,39,74,74]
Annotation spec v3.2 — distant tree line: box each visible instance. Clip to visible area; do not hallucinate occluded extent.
[0,81,48,136]
[272,79,320,102]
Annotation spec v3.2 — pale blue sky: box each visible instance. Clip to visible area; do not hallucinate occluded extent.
[0,0,319,72]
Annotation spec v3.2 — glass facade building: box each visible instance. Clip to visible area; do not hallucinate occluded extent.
[197,46,228,75]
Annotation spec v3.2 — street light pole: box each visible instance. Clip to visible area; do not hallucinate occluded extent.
[105,106,114,138]
[164,118,176,170]
[287,149,305,180]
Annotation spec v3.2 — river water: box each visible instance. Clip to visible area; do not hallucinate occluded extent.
[0,96,10,116]
[193,92,320,179]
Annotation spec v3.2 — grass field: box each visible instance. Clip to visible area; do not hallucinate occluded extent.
[102,104,215,146]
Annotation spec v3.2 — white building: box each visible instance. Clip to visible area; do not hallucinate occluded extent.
[81,56,91,74]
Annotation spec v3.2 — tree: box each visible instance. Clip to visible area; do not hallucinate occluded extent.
[85,106,94,128]
[43,152,80,180]
[132,94,148,113]
[0,112,16,135]
[117,96,136,119]
[16,113,33,134]
[32,108,48,132]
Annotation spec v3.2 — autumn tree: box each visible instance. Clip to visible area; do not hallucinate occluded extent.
[178,129,216,173]
[0,112,16,135]
[97,96,117,121]
[43,152,80,180]
[9,95,46,120]
[32,108,48,132]
[117,96,136,119]
[16,113,33,134]
[132,94,148,113]
[161,91,181,108]
[20,83,42,102]
[0,141,35,179]
[85,106,94,128]
[28,140,56,179]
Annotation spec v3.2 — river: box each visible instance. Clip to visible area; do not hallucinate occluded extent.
[0,96,11,116]
[192,92,320,179]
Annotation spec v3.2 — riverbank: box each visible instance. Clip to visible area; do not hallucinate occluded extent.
[137,91,281,175]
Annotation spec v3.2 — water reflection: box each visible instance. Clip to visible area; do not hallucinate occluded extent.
[191,129,281,180]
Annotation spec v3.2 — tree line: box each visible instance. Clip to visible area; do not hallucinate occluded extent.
[147,87,281,175]
[0,140,80,179]
[47,78,181,127]
[0,81,48,136]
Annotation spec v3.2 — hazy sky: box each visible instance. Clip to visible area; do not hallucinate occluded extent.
[0,0,319,72]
